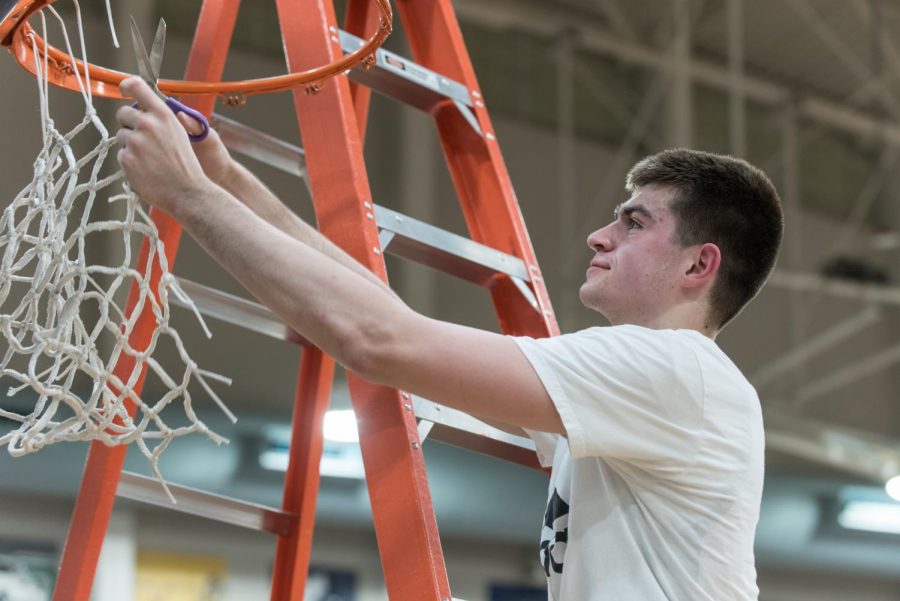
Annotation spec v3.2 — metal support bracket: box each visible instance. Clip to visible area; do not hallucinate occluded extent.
[417,418,435,443]
[453,99,483,136]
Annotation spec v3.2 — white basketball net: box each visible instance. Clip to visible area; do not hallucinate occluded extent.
[0,4,234,500]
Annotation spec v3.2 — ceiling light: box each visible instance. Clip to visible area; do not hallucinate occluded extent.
[259,446,365,479]
[323,409,359,443]
[885,476,900,502]
[838,501,900,535]
[259,412,364,478]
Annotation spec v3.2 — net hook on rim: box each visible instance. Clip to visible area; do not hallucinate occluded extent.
[0,0,393,101]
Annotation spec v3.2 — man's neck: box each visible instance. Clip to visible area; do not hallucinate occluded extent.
[609,305,719,340]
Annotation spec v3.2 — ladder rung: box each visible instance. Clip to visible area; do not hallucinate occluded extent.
[412,396,542,470]
[204,123,534,291]
[166,280,539,468]
[339,29,473,113]
[172,276,310,346]
[212,113,307,179]
[165,280,540,468]
[375,205,531,286]
[117,471,296,536]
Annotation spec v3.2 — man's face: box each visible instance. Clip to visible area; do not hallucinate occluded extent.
[579,184,692,325]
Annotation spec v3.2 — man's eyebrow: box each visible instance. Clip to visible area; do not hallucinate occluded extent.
[613,203,655,221]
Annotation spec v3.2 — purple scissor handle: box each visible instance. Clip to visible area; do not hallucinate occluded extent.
[130,16,210,143]
[164,97,210,142]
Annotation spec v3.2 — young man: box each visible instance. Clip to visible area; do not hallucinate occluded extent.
[115,77,783,600]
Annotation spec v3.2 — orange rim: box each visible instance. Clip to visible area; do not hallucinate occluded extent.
[0,0,392,101]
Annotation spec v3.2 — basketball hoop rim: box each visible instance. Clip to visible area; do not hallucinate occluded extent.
[0,0,393,101]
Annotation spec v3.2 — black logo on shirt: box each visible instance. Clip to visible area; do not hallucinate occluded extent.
[541,488,569,576]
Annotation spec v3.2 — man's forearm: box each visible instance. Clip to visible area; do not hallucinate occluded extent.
[115,77,566,435]
[176,181,406,370]
[218,160,401,301]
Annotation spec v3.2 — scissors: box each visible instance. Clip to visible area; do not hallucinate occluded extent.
[130,16,210,143]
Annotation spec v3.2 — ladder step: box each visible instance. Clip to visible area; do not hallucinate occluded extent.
[172,276,310,346]
[374,205,531,286]
[212,113,307,179]
[214,29,477,153]
[211,120,534,294]
[412,396,542,470]
[117,471,296,536]
[338,29,475,117]
[211,114,537,300]
[165,280,540,468]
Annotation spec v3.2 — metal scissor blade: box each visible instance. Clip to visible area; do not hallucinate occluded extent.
[149,18,166,80]
[129,16,159,90]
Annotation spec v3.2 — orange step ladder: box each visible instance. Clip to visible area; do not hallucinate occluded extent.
[52,0,559,599]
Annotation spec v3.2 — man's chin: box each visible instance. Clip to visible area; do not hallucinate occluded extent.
[578,285,609,315]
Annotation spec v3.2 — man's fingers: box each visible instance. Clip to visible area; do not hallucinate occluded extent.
[116,127,132,146]
[176,111,205,136]
[119,76,166,114]
[115,104,141,129]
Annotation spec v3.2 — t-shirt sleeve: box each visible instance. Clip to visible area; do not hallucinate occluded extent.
[513,326,705,466]
[522,429,558,468]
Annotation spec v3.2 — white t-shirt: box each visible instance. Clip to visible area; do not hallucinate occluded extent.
[514,325,763,601]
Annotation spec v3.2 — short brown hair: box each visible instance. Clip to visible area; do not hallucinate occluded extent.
[626,148,783,327]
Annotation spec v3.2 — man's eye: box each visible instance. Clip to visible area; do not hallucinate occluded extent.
[627,218,642,230]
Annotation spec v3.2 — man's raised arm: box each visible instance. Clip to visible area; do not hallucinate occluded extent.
[122,78,560,435]
[177,113,400,302]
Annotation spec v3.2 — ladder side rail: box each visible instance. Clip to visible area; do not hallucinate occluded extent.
[343,0,381,136]
[274,1,453,600]
[52,3,242,599]
[394,0,559,338]
[270,348,336,600]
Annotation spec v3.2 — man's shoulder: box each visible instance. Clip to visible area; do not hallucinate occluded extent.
[552,323,679,343]
[517,325,691,385]
[554,324,699,358]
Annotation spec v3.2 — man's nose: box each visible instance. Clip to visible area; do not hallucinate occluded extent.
[586,225,614,252]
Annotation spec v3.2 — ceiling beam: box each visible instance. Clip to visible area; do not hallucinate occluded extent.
[752,307,881,390]
[727,0,746,157]
[453,0,900,146]
[768,270,900,306]
[766,409,900,483]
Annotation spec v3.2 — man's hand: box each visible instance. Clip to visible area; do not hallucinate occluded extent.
[175,112,235,187]
[115,77,214,215]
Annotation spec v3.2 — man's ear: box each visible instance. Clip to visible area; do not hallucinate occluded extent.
[684,243,721,288]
